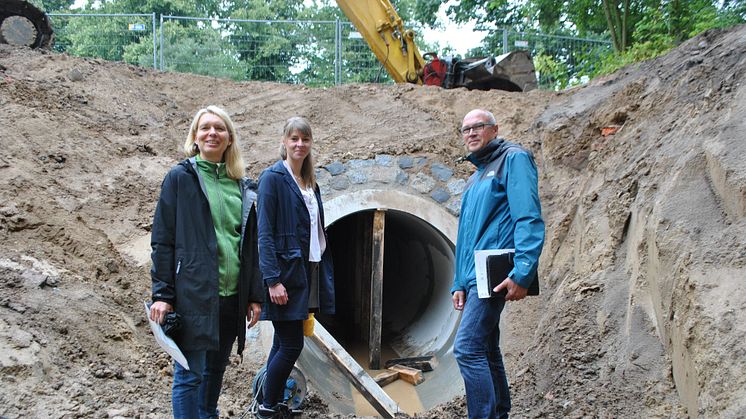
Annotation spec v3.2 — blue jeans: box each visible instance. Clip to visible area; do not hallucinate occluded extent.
[454,286,511,419]
[172,296,239,419]
[262,320,304,407]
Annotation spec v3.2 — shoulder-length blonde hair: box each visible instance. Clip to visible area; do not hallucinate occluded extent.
[183,105,245,180]
[280,116,316,189]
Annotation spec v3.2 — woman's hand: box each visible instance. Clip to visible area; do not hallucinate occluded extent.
[149,301,173,325]
[247,302,262,328]
[269,283,288,305]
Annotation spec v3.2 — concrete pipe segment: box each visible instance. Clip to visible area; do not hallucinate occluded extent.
[257,189,464,416]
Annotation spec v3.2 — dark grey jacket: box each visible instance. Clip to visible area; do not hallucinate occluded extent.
[151,158,263,354]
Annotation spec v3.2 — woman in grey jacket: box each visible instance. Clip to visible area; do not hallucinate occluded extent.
[149,106,263,419]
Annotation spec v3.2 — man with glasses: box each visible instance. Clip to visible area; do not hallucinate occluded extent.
[451,109,545,418]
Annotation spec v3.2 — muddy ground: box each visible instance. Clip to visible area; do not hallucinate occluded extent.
[1,23,745,418]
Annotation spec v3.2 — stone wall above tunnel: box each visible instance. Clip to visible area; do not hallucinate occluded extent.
[315,155,465,217]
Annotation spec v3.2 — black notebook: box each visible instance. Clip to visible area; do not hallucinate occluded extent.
[486,252,540,297]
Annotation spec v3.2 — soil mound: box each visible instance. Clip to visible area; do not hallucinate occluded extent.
[0,24,744,418]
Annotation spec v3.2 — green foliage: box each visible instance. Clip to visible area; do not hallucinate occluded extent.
[76,0,202,16]
[237,2,316,82]
[591,0,744,77]
[52,0,328,82]
[44,0,746,89]
[593,40,672,76]
[159,22,244,80]
[392,0,441,30]
[533,53,569,90]
[39,0,75,12]
[121,37,154,67]
[52,13,155,65]
[442,0,744,89]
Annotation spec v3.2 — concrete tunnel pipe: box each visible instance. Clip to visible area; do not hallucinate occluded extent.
[290,190,464,415]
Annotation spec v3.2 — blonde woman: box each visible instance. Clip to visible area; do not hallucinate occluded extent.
[149,106,263,418]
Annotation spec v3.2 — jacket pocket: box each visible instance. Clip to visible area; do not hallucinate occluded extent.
[275,233,301,251]
[278,248,305,289]
[174,251,214,313]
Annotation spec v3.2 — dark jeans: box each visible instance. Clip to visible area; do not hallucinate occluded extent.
[262,320,304,407]
[454,286,511,419]
[172,295,239,419]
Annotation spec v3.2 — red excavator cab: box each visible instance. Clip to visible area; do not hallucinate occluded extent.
[423,52,448,87]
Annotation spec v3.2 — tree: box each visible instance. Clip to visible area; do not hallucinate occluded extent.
[40,0,76,12]
[440,0,744,89]
[444,0,744,52]
[157,22,244,80]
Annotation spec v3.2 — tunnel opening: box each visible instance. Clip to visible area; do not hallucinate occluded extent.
[277,190,465,415]
[320,209,456,360]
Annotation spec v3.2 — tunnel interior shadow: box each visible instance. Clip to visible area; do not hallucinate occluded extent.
[319,209,457,362]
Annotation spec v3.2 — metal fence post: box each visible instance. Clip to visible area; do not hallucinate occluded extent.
[335,17,341,85]
[503,28,509,54]
[151,13,157,69]
[159,14,164,71]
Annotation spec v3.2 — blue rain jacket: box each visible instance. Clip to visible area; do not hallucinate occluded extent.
[451,138,545,292]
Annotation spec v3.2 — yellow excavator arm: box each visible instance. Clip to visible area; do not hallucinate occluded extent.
[336,0,424,84]
[335,0,537,91]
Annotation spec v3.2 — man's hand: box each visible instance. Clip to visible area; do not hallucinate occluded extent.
[149,301,173,325]
[247,302,261,328]
[452,290,465,311]
[493,278,528,301]
[269,283,288,305]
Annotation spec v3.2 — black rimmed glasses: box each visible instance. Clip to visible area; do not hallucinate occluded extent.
[459,123,495,135]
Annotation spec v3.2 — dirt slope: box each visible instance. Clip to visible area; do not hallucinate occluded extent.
[0,24,744,418]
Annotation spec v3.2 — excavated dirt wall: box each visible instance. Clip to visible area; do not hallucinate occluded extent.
[0,24,744,418]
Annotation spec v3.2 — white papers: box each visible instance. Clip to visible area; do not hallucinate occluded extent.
[474,248,514,298]
[143,301,189,370]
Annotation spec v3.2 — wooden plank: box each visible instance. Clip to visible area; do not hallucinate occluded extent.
[310,322,399,418]
[383,355,438,372]
[373,370,399,387]
[387,364,425,386]
[369,209,386,369]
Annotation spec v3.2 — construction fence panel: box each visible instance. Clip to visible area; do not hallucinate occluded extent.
[48,13,157,68]
[499,29,613,90]
[160,16,340,86]
[337,22,393,85]
[45,13,612,90]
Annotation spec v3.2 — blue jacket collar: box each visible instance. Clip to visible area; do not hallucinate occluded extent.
[270,159,304,201]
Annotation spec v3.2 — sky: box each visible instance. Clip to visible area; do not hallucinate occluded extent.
[420,1,487,56]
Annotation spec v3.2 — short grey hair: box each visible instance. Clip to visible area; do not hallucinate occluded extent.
[464,109,496,125]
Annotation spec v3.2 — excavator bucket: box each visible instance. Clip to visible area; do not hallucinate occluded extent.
[448,50,537,92]
[0,0,54,49]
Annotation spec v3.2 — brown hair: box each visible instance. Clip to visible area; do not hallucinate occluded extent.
[280,116,316,189]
